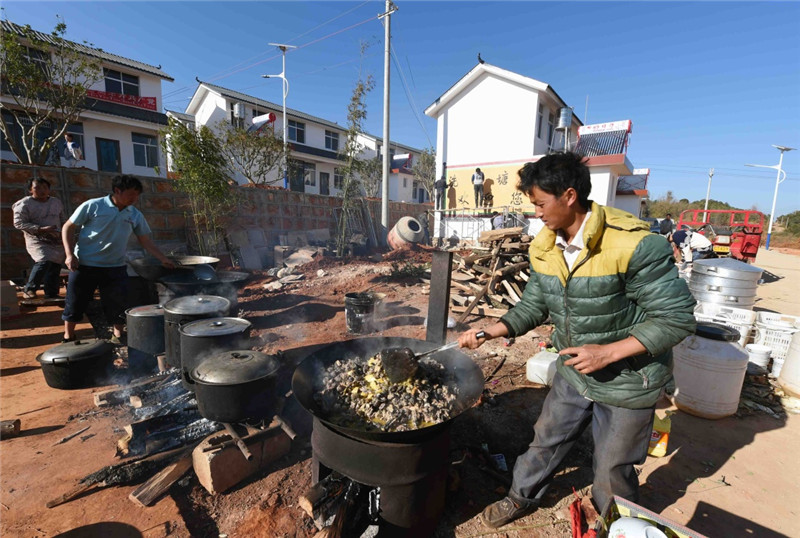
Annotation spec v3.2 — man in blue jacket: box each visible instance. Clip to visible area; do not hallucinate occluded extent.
[458,152,696,528]
[61,175,175,344]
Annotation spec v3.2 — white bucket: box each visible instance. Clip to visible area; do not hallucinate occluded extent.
[745,344,772,374]
[778,332,800,397]
[672,330,749,419]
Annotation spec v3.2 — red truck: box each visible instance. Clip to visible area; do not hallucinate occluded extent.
[677,209,764,263]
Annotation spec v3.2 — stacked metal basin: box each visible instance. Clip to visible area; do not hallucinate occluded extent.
[689,258,763,310]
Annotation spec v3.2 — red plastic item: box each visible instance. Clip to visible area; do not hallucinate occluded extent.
[570,488,598,538]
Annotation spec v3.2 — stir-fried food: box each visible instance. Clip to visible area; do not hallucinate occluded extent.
[315,354,458,432]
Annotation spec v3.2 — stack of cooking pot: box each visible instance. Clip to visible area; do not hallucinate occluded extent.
[689,258,763,310]
[163,295,231,369]
[179,317,252,391]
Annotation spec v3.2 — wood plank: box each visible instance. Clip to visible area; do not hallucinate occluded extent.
[478,227,524,244]
[510,281,524,298]
[450,271,475,282]
[93,373,174,407]
[518,270,529,282]
[451,295,468,306]
[128,451,194,507]
[501,280,521,303]
[451,305,509,318]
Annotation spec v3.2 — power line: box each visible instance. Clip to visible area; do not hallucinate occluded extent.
[389,46,432,147]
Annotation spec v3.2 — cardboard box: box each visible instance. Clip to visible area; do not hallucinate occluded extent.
[593,496,709,538]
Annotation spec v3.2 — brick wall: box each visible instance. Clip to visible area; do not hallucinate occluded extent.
[1,163,431,279]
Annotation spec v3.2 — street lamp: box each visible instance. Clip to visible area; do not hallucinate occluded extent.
[745,144,795,250]
[262,43,296,190]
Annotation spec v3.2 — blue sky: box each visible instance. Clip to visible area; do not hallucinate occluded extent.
[4,1,799,217]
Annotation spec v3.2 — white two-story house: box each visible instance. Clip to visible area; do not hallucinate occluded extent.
[0,20,172,177]
[184,81,425,202]
[424,61,649,238]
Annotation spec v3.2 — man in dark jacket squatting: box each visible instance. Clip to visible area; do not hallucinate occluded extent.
[457,152,696,528]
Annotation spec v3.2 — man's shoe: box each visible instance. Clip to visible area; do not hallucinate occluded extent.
[480,496,536,529]
[23,290,36,299]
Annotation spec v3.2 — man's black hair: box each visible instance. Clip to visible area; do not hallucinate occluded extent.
[26,177,51,191]
[112,174,143,193]
[517,152,591,210]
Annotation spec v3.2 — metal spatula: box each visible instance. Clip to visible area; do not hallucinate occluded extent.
[380,331,484,383]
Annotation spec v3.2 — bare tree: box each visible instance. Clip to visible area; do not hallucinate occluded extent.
[0,18,102,164]
[358,156,382,198]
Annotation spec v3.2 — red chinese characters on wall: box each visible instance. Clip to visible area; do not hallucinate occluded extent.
[86,89,157,111]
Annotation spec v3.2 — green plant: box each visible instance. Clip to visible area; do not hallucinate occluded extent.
[216,119,284,185]
[390,261,428,278]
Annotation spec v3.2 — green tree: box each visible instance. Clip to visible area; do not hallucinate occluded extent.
[0,18,102,164]
[411,147,436,201]
[336,73,375,255]
[358,156,382,198]
[161,117,234,255]
[216,119,284,185]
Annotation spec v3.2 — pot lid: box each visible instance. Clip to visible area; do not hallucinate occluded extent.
[126,304,164,317]
[38,338,115,364]
[163,295,230,315]
[695,322,740,342]
[192,350,280,385]
[691,258,764,282]
[180,317,251,337]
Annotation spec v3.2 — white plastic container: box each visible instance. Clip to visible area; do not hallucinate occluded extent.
[777,331,800,398]
[526,351,559,386]
[744,344,771,374]
[672,322,749,419]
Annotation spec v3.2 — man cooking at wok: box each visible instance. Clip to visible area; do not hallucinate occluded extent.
[458,152,696,529]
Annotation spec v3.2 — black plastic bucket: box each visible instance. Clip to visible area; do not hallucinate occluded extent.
[344,292,376,334]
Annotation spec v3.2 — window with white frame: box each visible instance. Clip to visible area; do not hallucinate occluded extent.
[65,123,84,161]
[537,104,544,139]
[325,130,339,152]
[24,47,49,77]
[412,181,419,199]
[548,112,555,145]
[334,168,344,189]
[288,120,305,143]
[104,68,139,97]
[132,133,158,168]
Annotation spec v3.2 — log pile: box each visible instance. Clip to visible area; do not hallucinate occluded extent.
[450,227,532,321]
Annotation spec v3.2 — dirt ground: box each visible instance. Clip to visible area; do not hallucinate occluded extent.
[1,247,799,538]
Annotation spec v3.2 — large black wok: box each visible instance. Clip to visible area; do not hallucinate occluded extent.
[292,337,484,443]
[128,255,220,282]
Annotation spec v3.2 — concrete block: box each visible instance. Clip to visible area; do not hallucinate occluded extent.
[228,229,250,248]
[192,427,291,494]
[274,246,294,267]
[247,228,267,247]
[238,245,263,270]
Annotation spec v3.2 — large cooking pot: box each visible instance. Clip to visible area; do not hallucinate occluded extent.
[37,339,116,390]
[128,255,220,282]
[179,317,252,391]
[190,350,281,423]
[163,295,231,369]
[292,337,484,443]
[158,271,249,310]
[691,258,763,283]
[125,304,165,374]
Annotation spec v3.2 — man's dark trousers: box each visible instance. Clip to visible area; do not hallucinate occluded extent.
[508,372,655,513]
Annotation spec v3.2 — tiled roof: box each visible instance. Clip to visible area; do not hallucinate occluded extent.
[360,131,423,154]
[165,109,196,123]
[197,81,346,133]
[1,20,173,81]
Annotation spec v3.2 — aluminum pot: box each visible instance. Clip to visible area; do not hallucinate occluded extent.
[691,258,763,283]
[37,339,116,390]
[179,317,252,391]
[125,304,164,374]
[189,350,281,423]
[158,271,249,311]
[163,295,230,369]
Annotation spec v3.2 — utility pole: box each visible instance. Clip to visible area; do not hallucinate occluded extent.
[379,0,397,244]
[262,43,297,190]
[703,168,714,213]
[745,145,795,250]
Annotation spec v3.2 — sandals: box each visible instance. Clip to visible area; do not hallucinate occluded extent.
[61,337,76,344]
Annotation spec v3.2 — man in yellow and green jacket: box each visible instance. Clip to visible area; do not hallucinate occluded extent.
[458,152,696,528]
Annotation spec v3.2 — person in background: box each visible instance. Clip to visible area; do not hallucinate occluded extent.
[12,178,66,299]
[659,213,673,235]
[61,175,175,344]
[667,229,714,263]
[63,133,83,168]
[472,167,485,207]
[492,211,505,230]
[458,152,696,529]
[434,163,452,211]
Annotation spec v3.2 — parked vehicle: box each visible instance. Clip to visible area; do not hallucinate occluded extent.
[642,217,661,234]
[677,209,764,263]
